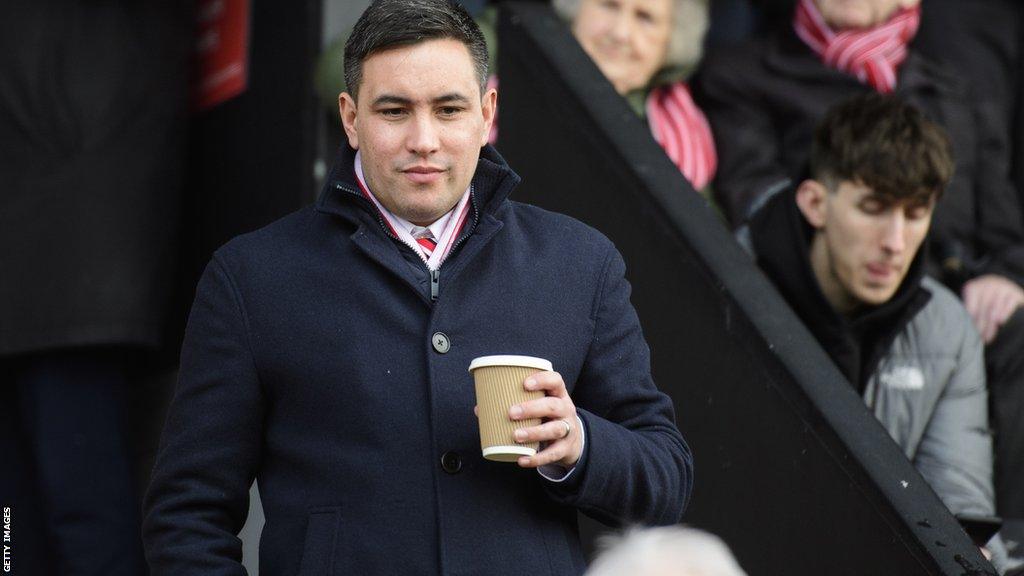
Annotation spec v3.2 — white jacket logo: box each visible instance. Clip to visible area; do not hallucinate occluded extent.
[878,366,925,391]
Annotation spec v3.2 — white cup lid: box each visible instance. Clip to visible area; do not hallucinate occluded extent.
[482,445,537,461]
[468,355,553,372]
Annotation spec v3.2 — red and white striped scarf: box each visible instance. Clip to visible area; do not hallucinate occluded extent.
[487,75,715,191]
[645,83,717,191]
[793,0,921,94]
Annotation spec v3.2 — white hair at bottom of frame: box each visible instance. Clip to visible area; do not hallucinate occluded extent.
[586,525,748,576]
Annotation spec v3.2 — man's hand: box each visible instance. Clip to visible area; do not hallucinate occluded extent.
[508,371,582,469]
[961,274,1024,344]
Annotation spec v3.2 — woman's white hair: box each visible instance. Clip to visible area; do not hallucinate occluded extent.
[586,526,749,576]
[551,0,710,72]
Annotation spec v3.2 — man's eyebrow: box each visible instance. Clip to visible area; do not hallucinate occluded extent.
[432,93,471,105]
[371,94,413,107]
[370,93,472,107]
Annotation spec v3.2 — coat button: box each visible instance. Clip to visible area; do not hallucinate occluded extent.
[431,332,450,354]
[441,451,462,474]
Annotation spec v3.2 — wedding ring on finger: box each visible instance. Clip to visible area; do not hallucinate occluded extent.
[559,419,572,439]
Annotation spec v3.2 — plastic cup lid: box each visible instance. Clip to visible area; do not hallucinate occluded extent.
[467,355,553,372]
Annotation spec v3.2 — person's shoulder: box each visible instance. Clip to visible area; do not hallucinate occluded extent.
[903,51,968,96]
[504,200,614,247]
[213,205,321,270]
[920,277,969,319]
[692,35,777,103]
[912,277,981,349]
[696,36,772,79]
[502,200,616,258]
[702,35,770,66]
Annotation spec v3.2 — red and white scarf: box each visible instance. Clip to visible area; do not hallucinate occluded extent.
[645,83,717,191]
[793,0,921,94]
[488,75,716,191]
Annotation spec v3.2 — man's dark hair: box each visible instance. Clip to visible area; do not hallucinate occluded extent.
[344,0,489,100]
[810,93,954,201]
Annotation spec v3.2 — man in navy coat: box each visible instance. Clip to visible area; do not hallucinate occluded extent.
[142,1,692,574]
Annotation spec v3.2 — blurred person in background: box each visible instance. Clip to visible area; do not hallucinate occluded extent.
[0,1,190,574]
[694,3,1024,561]
[586,526,748,576]
[740,93,1015,573]
[543,0,716,194]
[913,0,1024,552]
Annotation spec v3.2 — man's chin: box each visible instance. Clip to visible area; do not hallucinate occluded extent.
[400,205,448,227]
[855,285,900,307]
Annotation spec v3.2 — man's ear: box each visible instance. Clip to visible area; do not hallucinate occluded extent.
[479,87,497,147]
[339,92,359,150]
[795,179,829,229]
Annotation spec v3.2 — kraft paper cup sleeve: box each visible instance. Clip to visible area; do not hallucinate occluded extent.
[469,355,552,462]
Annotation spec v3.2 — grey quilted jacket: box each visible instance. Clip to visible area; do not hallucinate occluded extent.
[738,188,994,518]
[865,276,993,516]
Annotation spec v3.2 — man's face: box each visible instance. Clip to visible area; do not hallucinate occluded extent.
[572,0,674,95]
[813,0,920,29]
[339,38,496,226]
[799,179,934,313]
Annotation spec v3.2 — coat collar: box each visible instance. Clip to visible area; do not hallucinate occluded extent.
[314,143,522,225]
[313,144,521,305]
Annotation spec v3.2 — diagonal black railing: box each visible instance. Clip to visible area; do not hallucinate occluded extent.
[496,2,994,574]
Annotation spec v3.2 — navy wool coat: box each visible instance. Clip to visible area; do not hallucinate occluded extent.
[143,144,693,576]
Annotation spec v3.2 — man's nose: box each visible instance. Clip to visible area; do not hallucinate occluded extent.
[407,114,440,155]
[881,213,907,254]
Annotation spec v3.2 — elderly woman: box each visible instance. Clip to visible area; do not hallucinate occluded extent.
[502,0,716,192]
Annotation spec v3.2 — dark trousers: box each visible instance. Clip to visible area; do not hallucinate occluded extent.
[0,349,145,576]
[988,309,1024,528]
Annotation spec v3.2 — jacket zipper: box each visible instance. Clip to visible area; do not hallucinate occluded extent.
[430,192,481,302]
[333,183,481,303]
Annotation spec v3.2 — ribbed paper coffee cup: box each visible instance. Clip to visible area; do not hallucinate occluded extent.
[468,355,552,462]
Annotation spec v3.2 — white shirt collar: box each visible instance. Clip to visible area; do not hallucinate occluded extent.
[392,208,454,242]
[354,151,472,271]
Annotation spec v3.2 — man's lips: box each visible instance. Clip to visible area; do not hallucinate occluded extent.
[402,165,445,184]
[866,262,898,280]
